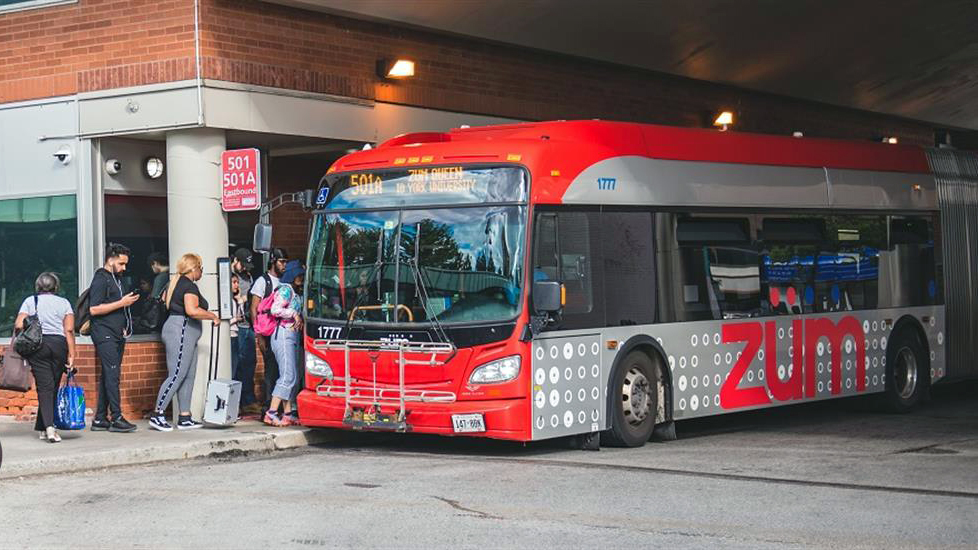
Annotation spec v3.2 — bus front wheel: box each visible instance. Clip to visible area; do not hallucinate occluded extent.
[602,351,658,447]
[883,329,929,413]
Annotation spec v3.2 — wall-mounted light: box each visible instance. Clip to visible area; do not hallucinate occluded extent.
[377,58,415,79]
[144,156,164,179]
[713,111,734,131]
[884,136,899,144]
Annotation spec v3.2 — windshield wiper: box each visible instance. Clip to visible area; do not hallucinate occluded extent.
[405,222,455,350]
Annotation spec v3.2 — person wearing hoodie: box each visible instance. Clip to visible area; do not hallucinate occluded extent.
[264,259,304,427]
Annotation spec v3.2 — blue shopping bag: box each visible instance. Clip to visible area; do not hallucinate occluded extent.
[55,371,86,430]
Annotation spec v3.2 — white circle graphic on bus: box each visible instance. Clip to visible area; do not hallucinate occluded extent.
[591,387,599,400]
[678,376,687,391]
[702,333,710,347]
[714,374,721,386]
[564,390,572,403]
[713,333,721,345]
[714,353,721,366]
[563,411,574,428]
[863,321,870,333]
[535,347,545,361]
[535,369,546,385]
[591,343,600,355]
[578,344,587,357]
[535,391,545,409]
[549,367,560,384]
[578,388,586,402]
[592,365,600,377]
[549,390,560,407]
[937,332,943,345]
[702,375,709,387]
[679,357,687,369]
[691,334,698,347]
[592,409,600,422]
[551,415,559,428]
[679,398,686,411]
[691,356,699,368]
[550,346,559,359]
[578,366,586,379]
[691,376,698,389]
[778,327,785,340]
[714,395,720,406]
[817,342,825,357]
[845,339,853,354]
[536,417,545,429]
[578,411,587,424]
[564,367,573,381]
[563,343,573,360]
[702,395,709,408]
[691,395,699,411]
[881,336,887,349]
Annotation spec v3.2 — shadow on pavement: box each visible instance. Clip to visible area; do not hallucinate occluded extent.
[307,380,978,457]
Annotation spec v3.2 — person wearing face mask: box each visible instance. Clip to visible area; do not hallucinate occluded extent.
[88,243,140,433]
[148,253,219,431]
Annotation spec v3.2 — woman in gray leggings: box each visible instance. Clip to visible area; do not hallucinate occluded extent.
[149,253,218,432]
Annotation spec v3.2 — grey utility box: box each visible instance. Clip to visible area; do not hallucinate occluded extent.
[204,379,241,426]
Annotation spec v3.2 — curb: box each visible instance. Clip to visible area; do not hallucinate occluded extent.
[0,428,334,480]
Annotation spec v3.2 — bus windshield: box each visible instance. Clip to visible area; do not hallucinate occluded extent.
[307,168,528,326]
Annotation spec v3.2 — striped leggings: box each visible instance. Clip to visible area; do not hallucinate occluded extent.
[155,315,202,413]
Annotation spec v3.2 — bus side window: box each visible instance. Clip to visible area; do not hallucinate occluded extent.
[601,210,655,326]
[676,217,759,321]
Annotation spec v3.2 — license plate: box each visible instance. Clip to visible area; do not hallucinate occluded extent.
[451,413,486,433]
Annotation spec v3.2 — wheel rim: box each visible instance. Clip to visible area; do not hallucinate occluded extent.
[621,366,652,426]
[894,347,918,400]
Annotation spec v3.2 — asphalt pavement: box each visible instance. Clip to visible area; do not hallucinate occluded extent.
[0,382,975,548]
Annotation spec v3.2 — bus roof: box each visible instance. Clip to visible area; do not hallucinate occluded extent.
[373,120,931,174]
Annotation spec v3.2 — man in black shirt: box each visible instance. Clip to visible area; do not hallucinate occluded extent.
[89,243,140,433]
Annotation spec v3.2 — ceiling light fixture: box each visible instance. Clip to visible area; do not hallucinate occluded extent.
[713,111,734,131]
[378,58,415,79]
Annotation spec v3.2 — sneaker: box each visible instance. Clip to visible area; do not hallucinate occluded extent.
[148,413,173,432]
[281,411,300,427]
[91,418,111,431]
[176,416,203,430]
[39,431,47,440]
[263,410,284,427]
[109,417,138,433]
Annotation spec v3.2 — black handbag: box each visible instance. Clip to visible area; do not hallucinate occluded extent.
[13,295,43,357]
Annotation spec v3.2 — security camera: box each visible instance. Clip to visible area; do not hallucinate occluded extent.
[105,159,122,175]
[53,146,72,165]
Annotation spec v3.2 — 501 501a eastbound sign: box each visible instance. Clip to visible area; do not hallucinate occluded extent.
[221,148,261,211]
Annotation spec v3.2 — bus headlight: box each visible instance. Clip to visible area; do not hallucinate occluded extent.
[305,352,333,379]
[469,355,521,384]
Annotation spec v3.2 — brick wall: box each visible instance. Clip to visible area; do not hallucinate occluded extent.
[0,0,197,103]
[0,0,944,144]
[198,0,938,146]
[1,338,267,420]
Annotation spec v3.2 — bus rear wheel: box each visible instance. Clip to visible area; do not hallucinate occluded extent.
[602,351,658,447]
[883,329,928,413]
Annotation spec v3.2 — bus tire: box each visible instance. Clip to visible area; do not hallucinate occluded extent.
[602,351,658,447]
[882,328,929,413]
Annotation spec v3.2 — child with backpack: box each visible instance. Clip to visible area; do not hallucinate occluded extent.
[255,260,304,427]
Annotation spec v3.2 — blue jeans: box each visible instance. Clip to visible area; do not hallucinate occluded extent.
[271,327,298,402]
[232,326,258,406]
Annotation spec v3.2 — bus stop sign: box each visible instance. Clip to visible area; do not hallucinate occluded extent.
[221,148,261,211]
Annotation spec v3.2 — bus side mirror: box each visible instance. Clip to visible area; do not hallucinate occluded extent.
[533,280,563,313]
[253,223,272,252]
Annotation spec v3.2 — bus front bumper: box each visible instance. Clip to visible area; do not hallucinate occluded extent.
[296,388,530,442]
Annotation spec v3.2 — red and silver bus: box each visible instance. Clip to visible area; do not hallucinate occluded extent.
[296,120,978,447]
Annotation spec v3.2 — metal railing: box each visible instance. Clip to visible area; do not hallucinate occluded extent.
[311,339,456,431]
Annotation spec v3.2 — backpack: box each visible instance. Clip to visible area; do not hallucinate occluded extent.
[14,295,44,357]
[253,289,279,337]
[74,287,92,335]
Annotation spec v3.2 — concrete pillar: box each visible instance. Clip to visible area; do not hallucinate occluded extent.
[165,128,231,420]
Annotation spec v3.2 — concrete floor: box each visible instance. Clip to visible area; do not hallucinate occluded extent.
[1,382,975,548]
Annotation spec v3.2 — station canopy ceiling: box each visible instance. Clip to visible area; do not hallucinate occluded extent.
[274,0,978,131]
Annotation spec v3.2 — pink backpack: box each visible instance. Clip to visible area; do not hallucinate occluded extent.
[253,290,279,336]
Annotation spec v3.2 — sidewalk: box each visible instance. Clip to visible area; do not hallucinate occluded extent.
[0,417,336,479]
